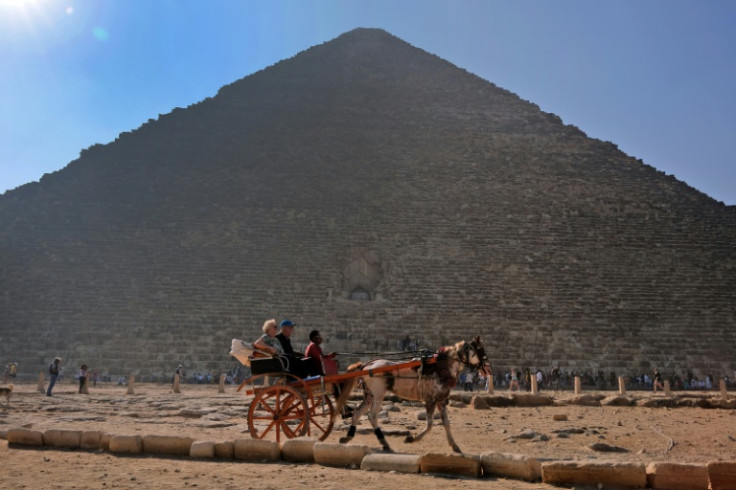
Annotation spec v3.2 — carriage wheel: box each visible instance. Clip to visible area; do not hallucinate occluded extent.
[307,392,335,441]
[247,385,309,442]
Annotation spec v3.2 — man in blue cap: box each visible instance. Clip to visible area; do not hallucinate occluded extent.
[275,318,322,378]
[276,319,302,358]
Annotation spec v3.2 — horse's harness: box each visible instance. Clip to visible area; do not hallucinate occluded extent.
[418,340,489,389]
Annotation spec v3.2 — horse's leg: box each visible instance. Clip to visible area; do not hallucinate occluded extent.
[438,400,462,453]
[366,385,392,452]
[339,386,372,444]
[405,399,436,444]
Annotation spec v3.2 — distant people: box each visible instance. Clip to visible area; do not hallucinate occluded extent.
[78,364,88,394]
[3,362,16,383]
[509,368,520,391]
[47,357,61,396]
[653,368,664,392]
[536,369,544,390]
[550,365,560,390]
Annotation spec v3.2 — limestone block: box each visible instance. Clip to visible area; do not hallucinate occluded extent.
[142,434,194,456]
[109,435,143,454]
[708,461,736,490]
[7,428,43,447]
[542,461,646,488]
[313,442,369,467]
[214,441,234,460]
[471,395,489,409]
[233,439,280,461]
[511,394,554,407]
[80,431,104,450]
[43,429,81,448]
[646,462,708,489]
[419,452,481,478]
[361,452,421,473]
[480,452,535,481]
[99,433,112,451]
[190,441,215,458]
[281,438,317,463]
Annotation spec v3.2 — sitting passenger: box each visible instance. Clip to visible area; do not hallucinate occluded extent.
[254,318,321,378]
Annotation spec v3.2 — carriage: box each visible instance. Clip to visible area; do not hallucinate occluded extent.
[230,336,489,452]
[229,339,431,443]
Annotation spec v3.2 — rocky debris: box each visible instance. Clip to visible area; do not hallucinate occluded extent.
[589,442,629,452]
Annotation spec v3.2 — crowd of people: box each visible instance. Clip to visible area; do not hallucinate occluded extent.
[25,325,734,395]
[470,366,734,393]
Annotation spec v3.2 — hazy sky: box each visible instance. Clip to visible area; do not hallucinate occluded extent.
[1,1,734,204]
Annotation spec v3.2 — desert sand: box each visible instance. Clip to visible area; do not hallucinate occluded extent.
[1,381,734,489]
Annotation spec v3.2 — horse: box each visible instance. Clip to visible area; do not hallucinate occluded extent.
[338,336,490,453]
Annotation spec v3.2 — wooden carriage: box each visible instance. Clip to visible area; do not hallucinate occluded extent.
[229,339,428,443]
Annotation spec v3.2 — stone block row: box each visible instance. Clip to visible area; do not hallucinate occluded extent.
[6,427,736,487]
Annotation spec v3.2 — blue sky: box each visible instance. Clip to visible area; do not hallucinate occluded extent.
[1,1,734,205]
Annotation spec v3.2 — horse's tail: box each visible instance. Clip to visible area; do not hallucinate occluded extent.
[346,361,364,373]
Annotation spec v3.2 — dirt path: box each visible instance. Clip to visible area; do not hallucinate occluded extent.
[1,382,734,489]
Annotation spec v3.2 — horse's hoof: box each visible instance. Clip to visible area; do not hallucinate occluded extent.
[404,435,415,443]
[382,446,394,453]
[338,437,350,444]
[452,446,462,454]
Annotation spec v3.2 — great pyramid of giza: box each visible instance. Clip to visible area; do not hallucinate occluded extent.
[1,28,734,381]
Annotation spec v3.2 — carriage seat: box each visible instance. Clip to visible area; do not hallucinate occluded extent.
[229,339,272,368]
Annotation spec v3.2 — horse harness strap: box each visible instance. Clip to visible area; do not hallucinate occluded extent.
[418,348,457,387]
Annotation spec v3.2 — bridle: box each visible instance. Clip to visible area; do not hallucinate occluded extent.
[456,338,490,374]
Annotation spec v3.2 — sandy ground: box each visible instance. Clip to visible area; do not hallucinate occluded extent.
[1,381,734,489]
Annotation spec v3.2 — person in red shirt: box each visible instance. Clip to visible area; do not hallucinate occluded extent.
[304,330,337,375]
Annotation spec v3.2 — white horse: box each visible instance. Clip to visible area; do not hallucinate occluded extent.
[339,336,490,453]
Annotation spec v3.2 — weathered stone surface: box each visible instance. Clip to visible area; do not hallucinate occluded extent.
[542,461,646,487]
[142,435,193,455]
[361,453,421,473]
[99,433,112,451]
[80,431,104,450]
[281,438,317,463]
[471,395,489,409]
[213,441,234,460]
[7,428,43,447]
[707,460,736,490]
[233,439,280,461]
[108,435,143,454]
[511,394,555,407]
[480,452,536,481]
[313,443,369,467]
[565,395,604,407]
[603,395,636,406]
[190,440,215,458]
[646,462,709,490]
[419,452,481,478]
[1,28,734,382]
[43,429,81,448]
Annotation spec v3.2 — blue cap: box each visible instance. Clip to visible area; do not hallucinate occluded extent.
[280,319,295,328]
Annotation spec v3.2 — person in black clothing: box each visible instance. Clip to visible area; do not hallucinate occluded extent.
[275,319,320,378]
[653,368,665,392]
[47,357,61,396]
[276,319,302,357]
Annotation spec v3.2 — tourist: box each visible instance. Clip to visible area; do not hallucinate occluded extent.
[276,319,302,357]
[254,319,320,378]
[47,357,61,396]
[304,330,337,375]
[653,368,664,392]
[509,368,520,391]
[78,364,88,394]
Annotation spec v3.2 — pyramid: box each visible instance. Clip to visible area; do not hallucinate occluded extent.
[1,28,734,382]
